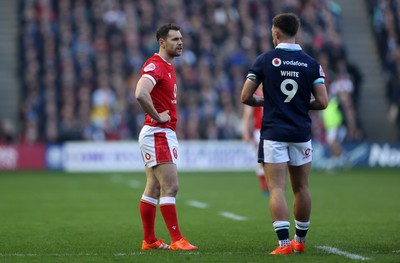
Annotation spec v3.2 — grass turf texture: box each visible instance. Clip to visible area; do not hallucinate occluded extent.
[0,168,399,262]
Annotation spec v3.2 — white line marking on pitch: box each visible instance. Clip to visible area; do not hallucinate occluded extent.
[219,211,247,221]
[0,253,100,257]
[186,200,209,209]
[315,246,370,261]
[0,252,200,257]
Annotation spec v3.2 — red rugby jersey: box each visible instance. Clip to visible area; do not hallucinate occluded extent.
[140,53,178,131]
[253,89,263,130]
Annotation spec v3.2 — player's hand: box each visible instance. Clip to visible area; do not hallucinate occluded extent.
[157,110,171,123]
[242,132,251,142]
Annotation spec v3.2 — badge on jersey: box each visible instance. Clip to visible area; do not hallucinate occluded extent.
[144,63,156,72]
[319,65,325,77]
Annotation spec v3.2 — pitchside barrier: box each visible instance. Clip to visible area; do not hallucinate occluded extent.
[0,141,399,171]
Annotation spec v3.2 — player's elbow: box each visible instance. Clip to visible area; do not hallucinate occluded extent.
[320,97,329,109]
[135,89,146,103]
[240,93,251,104]
[316,99,328,110]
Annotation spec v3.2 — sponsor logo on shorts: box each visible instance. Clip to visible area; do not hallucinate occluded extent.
[145,153,151,160]
[304,148,311,159]
[172,148,178,159]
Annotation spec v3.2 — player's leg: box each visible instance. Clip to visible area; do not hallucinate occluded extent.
[288,163,311,252]
[154,163,181,244]
[256,163,269,194]
[261,139,292,254]
[288,163,311,222]
[265,162,292,255]
[138,126,170,250]
[287,141,313,252]
[154,163,198,250]
[140,167,170,249]
[326,127,341,170]
[266,163,289,221]
[254,130,268,194]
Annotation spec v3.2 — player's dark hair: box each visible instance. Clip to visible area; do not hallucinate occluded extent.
[156,23,181,41]
[272,13,300,37]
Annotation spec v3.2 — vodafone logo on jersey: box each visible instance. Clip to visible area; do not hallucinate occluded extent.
[272,58,282,67]
[144,63,156,72]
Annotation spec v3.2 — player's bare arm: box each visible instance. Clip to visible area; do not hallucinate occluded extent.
[241,79,264,107]
[135,77,171,123]
[310,83,328,110]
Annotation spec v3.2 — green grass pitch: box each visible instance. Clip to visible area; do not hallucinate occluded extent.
[0,168,399,262]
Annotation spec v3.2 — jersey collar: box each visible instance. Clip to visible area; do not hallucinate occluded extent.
[155,53,172,65]
[276,43,302,51]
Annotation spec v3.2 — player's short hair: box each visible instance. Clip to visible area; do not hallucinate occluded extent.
[272,13,300,37]
[156,23,181,41]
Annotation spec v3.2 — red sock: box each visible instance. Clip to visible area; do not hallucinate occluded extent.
[258,175,268,192]
[140,196,157,244]
[160,197,182,243]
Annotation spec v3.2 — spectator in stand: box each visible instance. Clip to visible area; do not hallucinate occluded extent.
[0,119,16,144]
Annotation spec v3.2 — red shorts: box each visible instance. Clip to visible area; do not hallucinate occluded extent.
[138,125,179,168]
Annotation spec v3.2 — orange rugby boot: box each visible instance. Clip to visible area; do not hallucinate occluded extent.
[270,245,292,255]
[290,239,305,253]
[170,237,198,251]
[141,239,170,250]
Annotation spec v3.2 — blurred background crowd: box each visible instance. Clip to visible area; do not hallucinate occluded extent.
[367,0,400,135]
[9,0,389,145]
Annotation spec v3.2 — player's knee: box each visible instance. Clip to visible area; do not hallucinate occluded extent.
[293,185,309,195]
[161,183,179,197]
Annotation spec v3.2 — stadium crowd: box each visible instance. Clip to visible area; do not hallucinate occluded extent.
[15,0,363,144]
[366,0,400,140]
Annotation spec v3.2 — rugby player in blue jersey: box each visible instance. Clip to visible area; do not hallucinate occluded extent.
[241,13,328,255]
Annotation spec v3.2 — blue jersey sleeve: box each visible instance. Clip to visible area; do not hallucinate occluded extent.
[247,54,265,83]
[313,64,325,85]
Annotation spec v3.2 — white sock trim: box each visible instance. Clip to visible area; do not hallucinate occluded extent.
[256,166,264,176]
[273,221,290,231]
[159,196,176,205]
[295,220,310,230]
[141,195,158,205]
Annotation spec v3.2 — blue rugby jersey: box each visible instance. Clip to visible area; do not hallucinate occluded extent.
[247,43,325,142]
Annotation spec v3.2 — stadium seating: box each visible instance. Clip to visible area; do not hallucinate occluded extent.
[365,0,400,140]
[16,0,361,143]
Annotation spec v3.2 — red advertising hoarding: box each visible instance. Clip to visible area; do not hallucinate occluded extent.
[0,144,45,170]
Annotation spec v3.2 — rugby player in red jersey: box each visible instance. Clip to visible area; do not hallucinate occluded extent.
[135,23,197,251]
[242,86,269,195]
